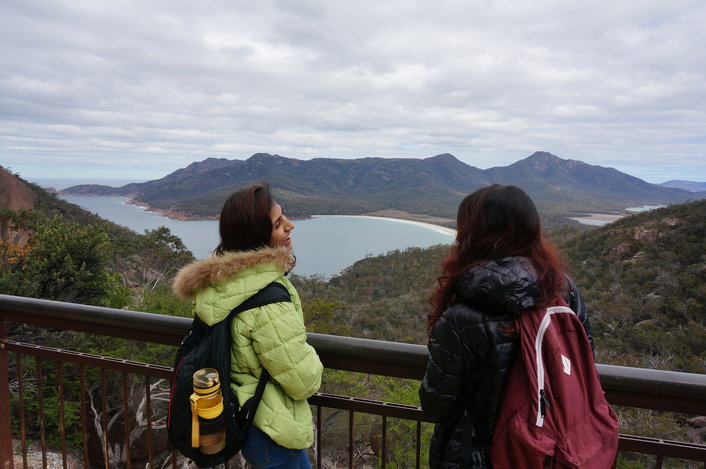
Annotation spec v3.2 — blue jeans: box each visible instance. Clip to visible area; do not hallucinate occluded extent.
[241,426,312,469]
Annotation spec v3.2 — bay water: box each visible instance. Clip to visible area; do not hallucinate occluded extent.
[60,195,454,278]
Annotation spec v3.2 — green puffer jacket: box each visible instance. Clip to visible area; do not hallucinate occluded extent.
[172,246,323,449]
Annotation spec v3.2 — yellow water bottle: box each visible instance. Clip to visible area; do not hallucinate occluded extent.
[190,368,226,454]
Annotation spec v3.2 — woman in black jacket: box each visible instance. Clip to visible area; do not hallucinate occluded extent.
[419,185,592,469]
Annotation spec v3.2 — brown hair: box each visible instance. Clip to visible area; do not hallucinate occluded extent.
[214,183,273,255]
[428,185,566,332]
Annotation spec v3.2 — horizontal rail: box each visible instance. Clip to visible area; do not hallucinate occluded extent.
[0,293,190,345]
[311,393,430,422]
[5,339,706,465]
[2,293,706,415]
[619,434,706,462]
[3,340,173,379]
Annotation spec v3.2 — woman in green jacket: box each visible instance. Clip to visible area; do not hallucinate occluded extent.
[173,182,323,468]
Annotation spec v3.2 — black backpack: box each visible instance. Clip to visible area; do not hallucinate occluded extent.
[167,282,291,467]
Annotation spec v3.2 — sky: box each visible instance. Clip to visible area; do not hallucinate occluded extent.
[1,0,705,187]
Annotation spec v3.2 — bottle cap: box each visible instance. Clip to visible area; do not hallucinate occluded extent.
[193,368,220,389]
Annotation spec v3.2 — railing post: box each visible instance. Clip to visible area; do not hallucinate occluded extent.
[0,321,15,469]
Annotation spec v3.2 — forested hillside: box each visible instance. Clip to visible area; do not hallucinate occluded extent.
[292,200,706,376]
[288,200,706,466]
[294,245,449,343]
[562,199,706,373]
[0,167,194,315]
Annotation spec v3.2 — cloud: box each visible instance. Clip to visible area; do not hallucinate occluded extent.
[1,0,705,184]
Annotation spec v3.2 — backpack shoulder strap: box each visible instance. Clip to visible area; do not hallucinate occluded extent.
[229,281,291,318]
[227,281,292,424]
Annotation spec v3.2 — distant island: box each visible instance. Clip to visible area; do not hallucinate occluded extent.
[60,151,706,224]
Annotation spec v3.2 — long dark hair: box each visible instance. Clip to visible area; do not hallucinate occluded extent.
[428,185,566,331]
[214,183,273,255]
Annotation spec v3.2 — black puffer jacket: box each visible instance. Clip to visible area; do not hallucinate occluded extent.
[418,257,591,469]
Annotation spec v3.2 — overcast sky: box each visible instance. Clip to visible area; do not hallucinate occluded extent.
[2,0,705,186]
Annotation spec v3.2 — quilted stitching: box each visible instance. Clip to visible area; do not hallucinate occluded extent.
[173,247,322,449]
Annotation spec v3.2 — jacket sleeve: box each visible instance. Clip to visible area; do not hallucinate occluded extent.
[419,308,472,422]
[565,276,594,351]
[251,301,323,401]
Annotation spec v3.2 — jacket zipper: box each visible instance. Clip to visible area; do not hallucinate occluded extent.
[534,306,574,427]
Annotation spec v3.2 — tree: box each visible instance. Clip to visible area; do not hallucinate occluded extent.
[112,226,194,305]
[12,217,129,307]
[0,208,41,243]
[88,378,170,468]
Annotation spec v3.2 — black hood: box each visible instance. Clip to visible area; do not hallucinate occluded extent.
[455,256,541,314]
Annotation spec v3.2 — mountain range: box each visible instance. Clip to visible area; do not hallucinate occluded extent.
[659,180,706,192]
[60,151,705,221]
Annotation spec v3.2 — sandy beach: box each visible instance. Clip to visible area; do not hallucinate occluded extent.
[311,214,457,236]
[575,213,624,221]
[568,213,625,224]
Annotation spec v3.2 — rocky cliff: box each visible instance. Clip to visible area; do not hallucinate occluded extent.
[0,168,39,245]
[0,168,37,210]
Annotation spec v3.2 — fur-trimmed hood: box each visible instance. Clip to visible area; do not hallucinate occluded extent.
[172,246,295,300]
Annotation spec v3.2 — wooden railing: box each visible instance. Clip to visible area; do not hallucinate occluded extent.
[1,294,705,468]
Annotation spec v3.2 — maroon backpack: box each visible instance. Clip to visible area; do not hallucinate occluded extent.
[489,299,619,468]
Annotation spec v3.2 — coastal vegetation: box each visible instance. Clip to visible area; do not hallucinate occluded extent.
[293,200,706,376]
[0,168,195,330]
[290,200,706,467]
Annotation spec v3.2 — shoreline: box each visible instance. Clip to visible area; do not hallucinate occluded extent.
[125,199,219,221]
[571,213,624,221]
[568,213,625,223]
[117,195,459,233]
[312,214,457,236]
[64,193,632,230]
[119,195,458,234]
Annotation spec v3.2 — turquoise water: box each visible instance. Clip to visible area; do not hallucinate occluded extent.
[626,205,665,213]
[60,196,454,278]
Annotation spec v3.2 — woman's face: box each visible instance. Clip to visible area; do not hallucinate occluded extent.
[269,201,294,249]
